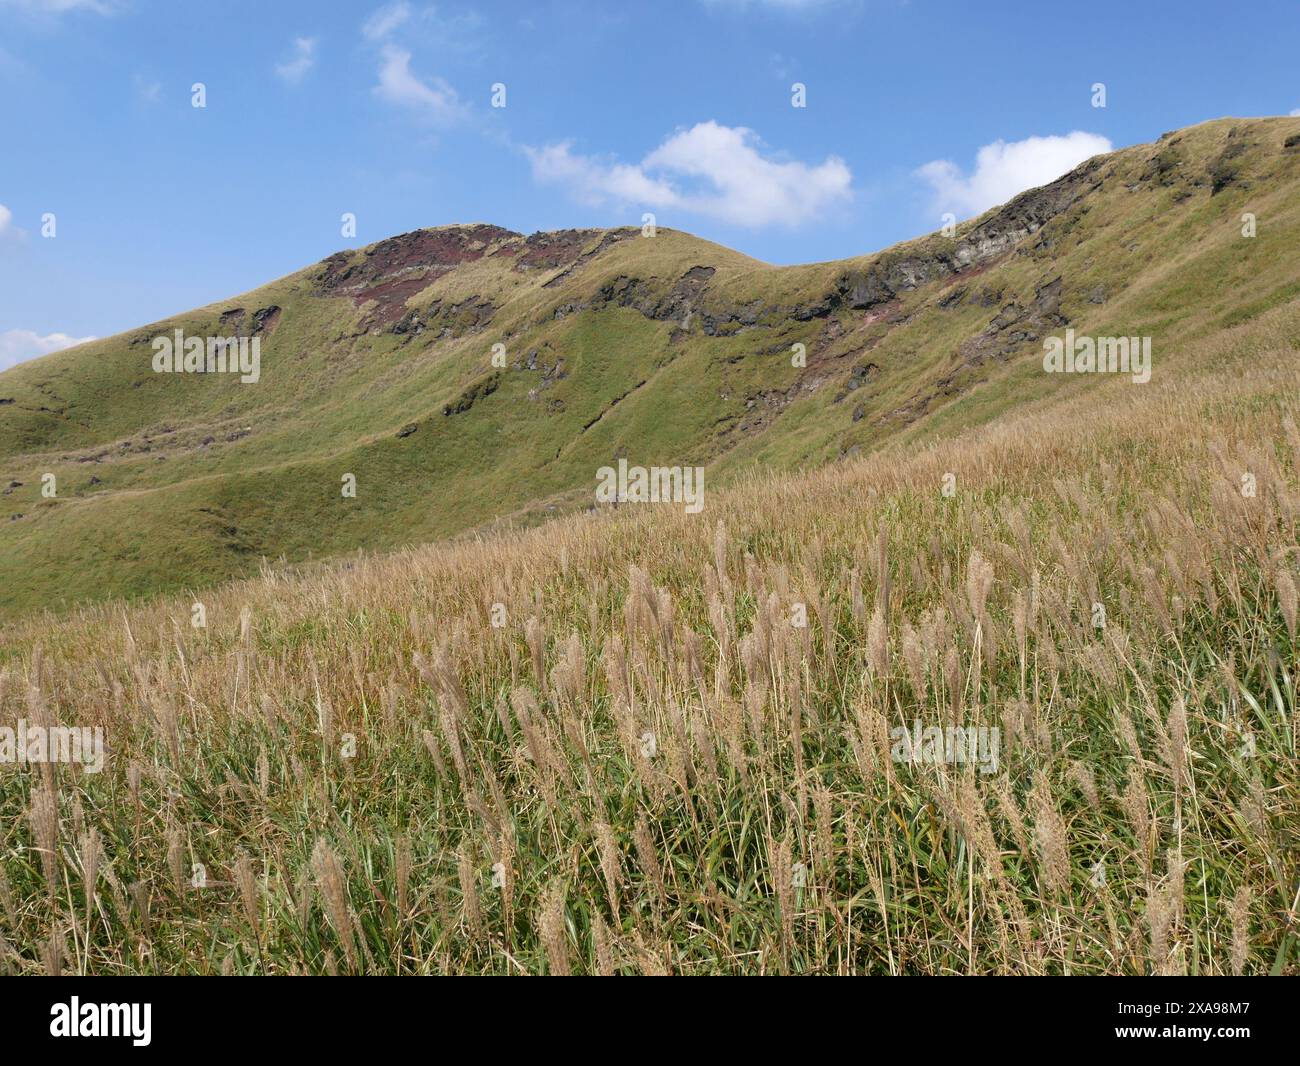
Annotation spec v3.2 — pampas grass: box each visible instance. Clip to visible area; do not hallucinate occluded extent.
[0,347,1296,974]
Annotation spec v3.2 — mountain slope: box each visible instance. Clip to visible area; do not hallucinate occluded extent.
[1,277,1296,974]
[3,116,1299,615]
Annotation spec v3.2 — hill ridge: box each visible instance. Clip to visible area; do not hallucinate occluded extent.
[2,115,1299,615]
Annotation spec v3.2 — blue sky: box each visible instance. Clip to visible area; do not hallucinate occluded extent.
[1,0,1298,369]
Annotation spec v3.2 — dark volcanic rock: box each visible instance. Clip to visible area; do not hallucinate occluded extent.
[956,275,1067,368]
[251,306,281,334]
[317,225,519,329]
[443,372,501,416]
[1207,137,1249,195]
[797,156,1107,321]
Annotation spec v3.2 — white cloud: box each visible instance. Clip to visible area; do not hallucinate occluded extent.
[0,329,96,373]
[363,1,411,41]
[362,4,477,124]
[917,131,1112,218]
[0,201,26,240]
[526,121,851,228]
[363,1,481,47]
[526,142,680,208]
[275,36,317,85]
[0,0,116,13]
[372,44,464,123]
[1290,108,1300,117]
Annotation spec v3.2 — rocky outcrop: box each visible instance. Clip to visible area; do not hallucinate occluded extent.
[559,265,768,336]
[317,225,518,328]
[798,155,1107,319]
[537,229,635,287]
[216,305,279,335]
[1207,133,1249,195]
[393,295,497,339]
[251,306,281,334]
[443,371,501,416]
[956,275,1067,368]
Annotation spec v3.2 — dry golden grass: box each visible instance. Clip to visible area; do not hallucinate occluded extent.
[0,307,1298,974]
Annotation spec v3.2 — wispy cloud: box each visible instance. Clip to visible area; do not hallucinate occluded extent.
[362,1,411,41]
[916,131,1112,218]
[373,43,465,123]
[275,36,317,86]
[0,0,117,15]
[363,5,469,124]
[362,2,483,52]
[1,329,97,373]
[0,203,12,234]
[526,121,852,228]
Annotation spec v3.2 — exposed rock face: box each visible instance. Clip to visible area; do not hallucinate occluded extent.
[537,160,1104,351]
[1142,141,1184,186]
[314,225,641,332]
[1207,135,1249,195]
[513,227,635,277]
[811,156,1107,318]
[514,228,599,270]
[318,225,519,292]
[957,275,1067,368]
[537,229,635,287]
[317,225,519,328]
[562,265,766,336]
[393,295,497,339]
[251,306,281,334]
[564,159,1102,340]
[595,265,727,323]
[217,305,279,334]
[873,275,1069,431]
[308,156,1107,354]
[442,371,501,416]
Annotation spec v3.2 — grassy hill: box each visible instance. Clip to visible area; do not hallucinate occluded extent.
[0,117,1298,975]
[4,116,1299,616]
[0,268,1296,976]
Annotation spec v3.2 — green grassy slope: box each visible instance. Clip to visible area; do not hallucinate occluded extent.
[2,117,1299,615]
